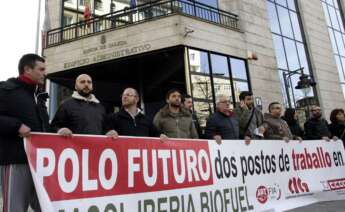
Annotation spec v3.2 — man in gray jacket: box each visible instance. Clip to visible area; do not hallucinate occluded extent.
[154,89,198,139]
[234,91,263,139]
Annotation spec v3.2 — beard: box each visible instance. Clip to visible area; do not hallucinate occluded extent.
[78,89,92,97]
[170,101,181,108]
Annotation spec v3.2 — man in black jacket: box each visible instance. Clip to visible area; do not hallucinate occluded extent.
[0,54,49,212]
[304,105,332,140]
[205,95,247,144]
[106,87,166,139]
[51,74,117,137]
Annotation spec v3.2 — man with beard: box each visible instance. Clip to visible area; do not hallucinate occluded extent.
[304,105,333,140]
[106,87,167,139]
[234,91,263,139]
[0,54,49,211]
[153,89,198,139]
[51,74,117,137]
[182,94,203,138]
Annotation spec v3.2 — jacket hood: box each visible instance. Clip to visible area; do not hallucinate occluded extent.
[159,105,191,117]
[72,91,100,103]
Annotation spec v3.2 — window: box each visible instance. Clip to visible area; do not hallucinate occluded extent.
[197,0,218,8]
[321,0,345,97]
[188,48,250,127]
[266,0,315,108]
[63,15,74,26]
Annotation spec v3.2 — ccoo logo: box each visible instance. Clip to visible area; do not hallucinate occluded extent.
[288,177,309,194]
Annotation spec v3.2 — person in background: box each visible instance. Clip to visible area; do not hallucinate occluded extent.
[328,108,345,145]
[304,105,332,141]
[234,91,263,139]
[182,94,203,138]
[282,108,303,140]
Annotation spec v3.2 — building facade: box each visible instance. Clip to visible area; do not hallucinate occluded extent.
[44,0,345,126]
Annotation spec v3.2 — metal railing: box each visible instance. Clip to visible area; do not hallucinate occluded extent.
[46,0,239,48]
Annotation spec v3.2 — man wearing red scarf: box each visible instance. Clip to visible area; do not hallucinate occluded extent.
[0,54,49,212]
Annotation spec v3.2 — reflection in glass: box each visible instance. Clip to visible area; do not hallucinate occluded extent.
[213,77,232,107]
[284,38,300,70]
[322,0,345,97]
[277,5,294,38]
[335,56,345,82]
[233,81,249,102]
[187,48,250,122]
[191,75,213,101]
[290,11,302,41]
[296,43,310,75]
[286,0,296,11]
[267,0,315,107]
[211,54,229,77]
[272,35,288,69]
[194,101,214,127]
[276,0,287,7]
[230,58,247,80]
[189,49,210,74]
[267,1,281,34]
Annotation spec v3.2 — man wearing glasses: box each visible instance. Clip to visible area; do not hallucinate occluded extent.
[51,74,117,137]
[205,95,243,144]
[106,87,167,139]
[304,105,332,141]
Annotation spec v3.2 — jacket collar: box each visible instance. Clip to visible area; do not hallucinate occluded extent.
[72,91,100,103]
[160,104,191,117]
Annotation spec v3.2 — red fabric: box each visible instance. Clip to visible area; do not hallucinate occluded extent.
[19,75,37,85]
[218,110,234,117]
[84,6,91,23]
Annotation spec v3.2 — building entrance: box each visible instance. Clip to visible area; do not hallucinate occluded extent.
[48,46,186,120]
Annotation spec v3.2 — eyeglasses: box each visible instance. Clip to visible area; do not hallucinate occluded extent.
[219,100,231,104]
[121,94,137,98]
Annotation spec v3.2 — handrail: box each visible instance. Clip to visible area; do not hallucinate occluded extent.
[45,0,239,48]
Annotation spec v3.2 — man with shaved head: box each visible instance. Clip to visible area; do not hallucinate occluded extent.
[106,87,166,139]
[51,74,117,137]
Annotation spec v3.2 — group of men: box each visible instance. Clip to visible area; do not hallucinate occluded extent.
[0,54,339,212]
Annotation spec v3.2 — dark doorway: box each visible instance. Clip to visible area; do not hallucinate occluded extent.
[48,46,186,119]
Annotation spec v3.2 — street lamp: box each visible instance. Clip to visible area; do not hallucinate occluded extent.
[283,67,317,119]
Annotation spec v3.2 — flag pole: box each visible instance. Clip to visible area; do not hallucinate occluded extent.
[35,0,42,54]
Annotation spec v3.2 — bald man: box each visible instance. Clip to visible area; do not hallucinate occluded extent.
[51,74,116,136]
[106,88,166,139]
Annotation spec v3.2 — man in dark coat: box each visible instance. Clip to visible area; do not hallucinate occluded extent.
[106,87,166,138]
[0,54,49,211]
[51,74,117,137]
[205,95,246,144]
[304,105,332,140]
